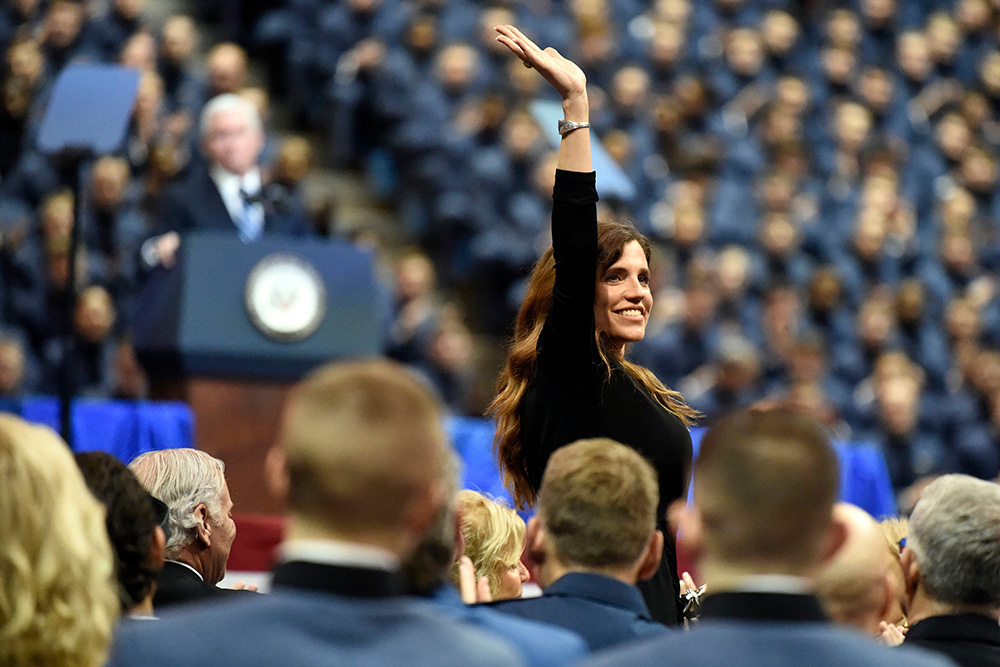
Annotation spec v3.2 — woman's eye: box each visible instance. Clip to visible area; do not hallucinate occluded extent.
[639,274,650,284]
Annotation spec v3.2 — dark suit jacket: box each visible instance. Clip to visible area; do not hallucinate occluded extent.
[581,592,958,667]
[905,613,1000,666]
[155,166,311,238]
[111,560,525,666]
[488,572,668,651]
[152,561,248,609]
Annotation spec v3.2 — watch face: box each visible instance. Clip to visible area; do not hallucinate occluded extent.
[244,253,326,342]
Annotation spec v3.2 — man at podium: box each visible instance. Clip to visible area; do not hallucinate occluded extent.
[141,93,312,269]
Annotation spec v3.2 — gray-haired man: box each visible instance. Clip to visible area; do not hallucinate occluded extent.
[129,448,249,608]
[902,474,1000,666]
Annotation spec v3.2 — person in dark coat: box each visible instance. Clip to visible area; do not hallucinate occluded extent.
[582,409,955,667]
[128,448,249,608]
[141,93,311,270]
[489,438,668,651]
[901,474,1000,667]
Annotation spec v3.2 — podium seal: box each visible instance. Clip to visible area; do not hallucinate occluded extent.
[245,253,327,342]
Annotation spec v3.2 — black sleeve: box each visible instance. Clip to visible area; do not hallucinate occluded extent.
[535,170,601,396]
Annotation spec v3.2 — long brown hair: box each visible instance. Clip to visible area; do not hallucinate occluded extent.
[488,221,698,509]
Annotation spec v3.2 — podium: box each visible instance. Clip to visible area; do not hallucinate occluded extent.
[134,232,383,513]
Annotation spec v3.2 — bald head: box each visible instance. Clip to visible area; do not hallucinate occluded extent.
[816,504,893,635]
[279,360,447,549]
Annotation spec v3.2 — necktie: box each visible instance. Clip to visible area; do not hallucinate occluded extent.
[237,188,263,242]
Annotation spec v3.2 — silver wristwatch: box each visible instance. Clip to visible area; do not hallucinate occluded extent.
[558,119,591,136]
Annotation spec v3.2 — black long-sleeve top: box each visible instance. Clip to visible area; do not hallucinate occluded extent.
[519,169,693,626]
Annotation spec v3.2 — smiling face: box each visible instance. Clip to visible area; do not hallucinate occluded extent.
[594,240,652,354]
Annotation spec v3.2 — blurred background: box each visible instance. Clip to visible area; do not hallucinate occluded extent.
[2,0,1000,503]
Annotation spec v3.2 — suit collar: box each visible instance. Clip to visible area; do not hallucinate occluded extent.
[701,591,828,623]
[545,572,652,619]
[907,614,1000,647]
[271,560,407,599]
[163,560,204,582]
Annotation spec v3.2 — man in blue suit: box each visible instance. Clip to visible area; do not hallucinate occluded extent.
[403,448,588,665]
[141,93,311,269]
[583,409,955,667]
[110,360,524,666]
[489,438,669,651]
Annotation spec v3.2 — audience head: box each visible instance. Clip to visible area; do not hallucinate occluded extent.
[129,448,235,585]
[200,93,264,175]
[43,0,85,50]
[119,31,157,72]
[453,490,528,599]
[91,155,131,210]
[161,15,197,65]
[680,408,842,584]
[75,451,165,614]
[0,415,118,666]
[816,504,895,636]
[74,286,116,344]
[206,42,248,95]
[272,360,447,559]
[0,333,26,396]
[902,474,1000,621]
[529,438,662,587]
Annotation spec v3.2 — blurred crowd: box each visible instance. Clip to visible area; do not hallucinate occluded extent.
[269,0,1000,492]
[4,0,1000,496]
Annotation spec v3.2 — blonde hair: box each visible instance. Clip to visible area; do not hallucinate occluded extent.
[453,490,525,597]
[539,438,658,570]
[0,415,119,666]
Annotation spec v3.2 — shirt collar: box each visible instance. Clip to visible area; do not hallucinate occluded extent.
[731,575,812,594]
[210,165,262,196]
[165,559,204,581]
[279,538,400,572]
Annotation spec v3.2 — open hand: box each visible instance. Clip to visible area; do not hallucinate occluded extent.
[494,25,586,104]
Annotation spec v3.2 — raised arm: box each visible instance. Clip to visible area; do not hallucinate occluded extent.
[494,25,592,173]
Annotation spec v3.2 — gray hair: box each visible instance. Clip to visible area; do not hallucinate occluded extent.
[198,93,262,140]
[908,474,1000,609]
[128,449,227,558]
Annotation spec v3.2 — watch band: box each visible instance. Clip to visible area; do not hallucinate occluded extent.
[558,119,591,137]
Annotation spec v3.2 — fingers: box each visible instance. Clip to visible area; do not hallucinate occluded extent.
[495,25,544,66]
[681,571,700,593]
[494,33,526,60]
[458,556,478,604]
[476,576,493,603]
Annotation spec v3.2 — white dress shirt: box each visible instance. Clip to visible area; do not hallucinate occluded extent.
[210,165,264,241]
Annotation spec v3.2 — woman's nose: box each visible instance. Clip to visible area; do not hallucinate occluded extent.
[518,562,530,582]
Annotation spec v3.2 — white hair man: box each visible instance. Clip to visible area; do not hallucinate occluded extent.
[141,93,311,268]
[901,474,1000,666]
[111,360,524,666]
[129,448,246,608]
